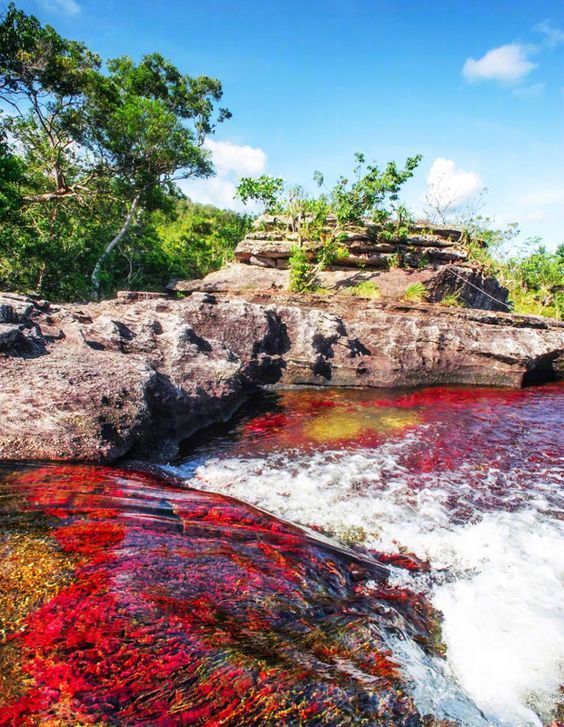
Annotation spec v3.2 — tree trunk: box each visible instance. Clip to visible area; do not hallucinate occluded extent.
[91,194,140,300]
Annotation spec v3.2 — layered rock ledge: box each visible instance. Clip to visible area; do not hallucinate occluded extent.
[1,290,562,463]
[169,216,509,312]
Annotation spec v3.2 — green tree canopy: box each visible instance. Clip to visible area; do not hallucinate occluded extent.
[0,3,231,297]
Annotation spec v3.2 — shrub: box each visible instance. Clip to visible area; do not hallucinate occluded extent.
[387,253,403,269]
[289,246,315,293]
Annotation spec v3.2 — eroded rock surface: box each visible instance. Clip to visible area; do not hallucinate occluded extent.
[177,215,509,312]
[0,290,562,463]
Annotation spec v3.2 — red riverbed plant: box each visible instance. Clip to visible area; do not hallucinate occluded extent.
[0,465,441,725]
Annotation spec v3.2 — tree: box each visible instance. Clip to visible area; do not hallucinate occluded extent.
[0,3,102,203]
[85,53,231,295]
[0,129,24,218]
[328,153,422,225]
[0,4,231,298]
[235,175,284,212]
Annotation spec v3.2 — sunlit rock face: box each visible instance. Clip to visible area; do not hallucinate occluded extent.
[0,292,562,464]
[0,465,457,726]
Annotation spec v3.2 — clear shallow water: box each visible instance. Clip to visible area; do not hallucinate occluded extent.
[1,384,562,725]
[168,384,564,726]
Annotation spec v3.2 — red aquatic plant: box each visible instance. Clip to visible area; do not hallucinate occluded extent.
[0,465,438,725]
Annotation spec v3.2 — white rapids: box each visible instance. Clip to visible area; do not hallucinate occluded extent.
[168,432,564,726]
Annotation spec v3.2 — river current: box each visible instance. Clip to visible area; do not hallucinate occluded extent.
[1,383,562,725]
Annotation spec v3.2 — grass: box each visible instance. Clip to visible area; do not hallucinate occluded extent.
[440,292,464,307]
[387,252,403,269]
[347,281,381,298]
[403,282,427,302]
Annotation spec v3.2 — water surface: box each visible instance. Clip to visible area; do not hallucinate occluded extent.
[1,383,562,725]
[170,383,564,726]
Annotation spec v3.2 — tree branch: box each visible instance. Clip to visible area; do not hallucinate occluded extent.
[91,193,141,299]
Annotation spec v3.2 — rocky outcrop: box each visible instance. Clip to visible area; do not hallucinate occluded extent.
[0,292,284,463]
[191,215,509,312]
[0,290,562,463]
[170,262,509,313]
[234,216,472,269]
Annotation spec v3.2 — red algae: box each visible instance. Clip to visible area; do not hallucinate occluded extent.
[0,464,440,726]
[224,383,564,518]
[3,383,562,725]
[177,383,563,725]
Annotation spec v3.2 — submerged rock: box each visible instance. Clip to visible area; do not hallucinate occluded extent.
[0,463,484,725]
[0,291,562,463]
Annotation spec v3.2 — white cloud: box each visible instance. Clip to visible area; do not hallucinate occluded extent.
[425,158,484,213]
[178,176,239,209]
[534,20,564,48]
[204,139,267,177]
[180,139,267,210]
[38,0,81,15]
[513,82,546,98]
[462,44,537,84]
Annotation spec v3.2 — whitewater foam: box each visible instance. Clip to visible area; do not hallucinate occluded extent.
[169,436,564,726]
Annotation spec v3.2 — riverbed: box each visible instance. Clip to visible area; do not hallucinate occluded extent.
[1,383,562,725]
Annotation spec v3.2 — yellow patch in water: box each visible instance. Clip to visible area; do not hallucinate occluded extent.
[305,408,421,442]
[0,530,76,702]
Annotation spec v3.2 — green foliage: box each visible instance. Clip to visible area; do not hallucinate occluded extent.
[387,252,403,269]
[502,244,564,319]
[441,292,464,307]
[403,282,427,302]
[288,246,315,293]
[0,4,230,299]
[235,176,284,212]
[0,194,250,300]
[460,215,563,319]
[0,130,25,218]
[347,281,381,298]
[517,244,563,291]
[154,200,252,281]
[328,153,422,225]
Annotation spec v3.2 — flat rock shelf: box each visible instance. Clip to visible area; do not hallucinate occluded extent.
[0,290,562,463]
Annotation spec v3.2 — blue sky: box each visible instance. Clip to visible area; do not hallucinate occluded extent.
[12,0,564,249]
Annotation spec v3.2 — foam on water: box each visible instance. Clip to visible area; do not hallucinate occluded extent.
[171,434,564,726]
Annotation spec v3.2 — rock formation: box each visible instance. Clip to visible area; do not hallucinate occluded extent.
[169,216,509,311]
[0,289,562,463]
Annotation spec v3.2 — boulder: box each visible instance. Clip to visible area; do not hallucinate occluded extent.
[426,266,509,312]
[0,324,22,351]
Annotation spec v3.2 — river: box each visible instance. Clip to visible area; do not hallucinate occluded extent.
[1,383,562,725]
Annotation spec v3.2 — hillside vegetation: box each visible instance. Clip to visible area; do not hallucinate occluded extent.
[0,4,561,318]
